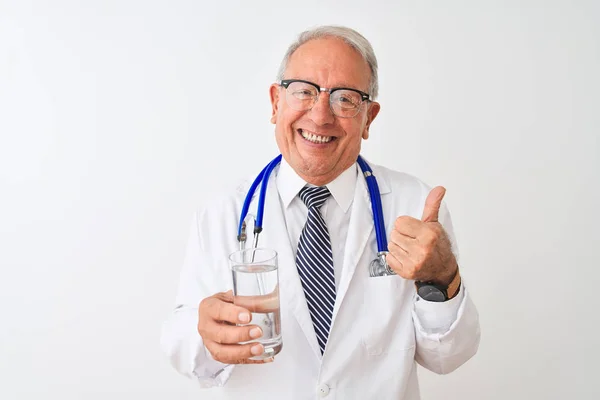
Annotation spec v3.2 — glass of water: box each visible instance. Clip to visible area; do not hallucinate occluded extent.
[229,248,282,360]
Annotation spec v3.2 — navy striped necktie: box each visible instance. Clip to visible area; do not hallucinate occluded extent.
[296,186,336,354]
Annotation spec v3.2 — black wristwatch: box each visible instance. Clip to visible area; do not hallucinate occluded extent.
[415,270,461,302]
[415,281,451,302]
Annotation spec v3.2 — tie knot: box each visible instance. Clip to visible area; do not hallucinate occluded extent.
[299,186,330,209]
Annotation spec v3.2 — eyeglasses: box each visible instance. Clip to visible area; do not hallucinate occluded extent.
[280,79,372,118]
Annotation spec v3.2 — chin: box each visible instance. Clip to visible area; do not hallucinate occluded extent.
[299,157,331,173]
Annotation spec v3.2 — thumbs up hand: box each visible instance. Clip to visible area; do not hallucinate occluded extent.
[387,186,458,285]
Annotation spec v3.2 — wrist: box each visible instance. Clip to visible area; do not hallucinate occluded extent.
[433,263,459,287]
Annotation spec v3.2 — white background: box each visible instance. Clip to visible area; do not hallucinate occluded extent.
[1,1,599,399]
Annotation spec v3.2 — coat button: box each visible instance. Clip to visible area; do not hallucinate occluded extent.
[317,383,330,397]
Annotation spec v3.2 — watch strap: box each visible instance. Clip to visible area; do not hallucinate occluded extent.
[446,269,461,299]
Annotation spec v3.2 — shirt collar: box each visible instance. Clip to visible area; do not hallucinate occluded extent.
[276,157,357,213]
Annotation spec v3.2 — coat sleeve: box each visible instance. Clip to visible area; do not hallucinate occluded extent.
[412,201,481,374]
[160,209,235,387]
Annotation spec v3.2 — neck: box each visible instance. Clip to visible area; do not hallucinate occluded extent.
[297,159,356,186]
[301,175,337,187]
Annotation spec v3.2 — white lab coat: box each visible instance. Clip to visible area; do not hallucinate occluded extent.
[161,161,480,399]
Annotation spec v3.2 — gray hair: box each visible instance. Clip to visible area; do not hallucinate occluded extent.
[276,25,379,99]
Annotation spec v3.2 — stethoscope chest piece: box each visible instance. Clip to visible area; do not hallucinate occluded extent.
[369,252,396,277]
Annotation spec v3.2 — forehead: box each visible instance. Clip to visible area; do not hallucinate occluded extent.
[285,37,371,91]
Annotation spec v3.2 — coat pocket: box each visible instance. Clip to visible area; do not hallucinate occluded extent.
[361,275,416,356]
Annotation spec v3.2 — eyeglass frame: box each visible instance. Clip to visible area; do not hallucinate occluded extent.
[279,79,372,117]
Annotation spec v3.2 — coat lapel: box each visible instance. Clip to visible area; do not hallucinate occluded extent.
[331,174,372,322]
[331,162,392,323]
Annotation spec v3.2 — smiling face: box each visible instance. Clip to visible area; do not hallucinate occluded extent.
[269,37,380,186]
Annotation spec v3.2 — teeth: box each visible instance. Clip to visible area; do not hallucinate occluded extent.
[300,129,332,144]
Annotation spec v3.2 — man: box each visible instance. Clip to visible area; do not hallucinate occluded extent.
[161,25,480,399]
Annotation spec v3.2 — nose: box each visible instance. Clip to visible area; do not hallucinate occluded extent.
[307,92,335,125]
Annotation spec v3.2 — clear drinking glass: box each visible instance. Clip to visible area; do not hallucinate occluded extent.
[229,248,282,360]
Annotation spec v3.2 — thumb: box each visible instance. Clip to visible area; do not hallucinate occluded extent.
[421,186,446,222]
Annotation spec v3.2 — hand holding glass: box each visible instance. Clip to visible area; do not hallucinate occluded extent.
[229,248,282,360]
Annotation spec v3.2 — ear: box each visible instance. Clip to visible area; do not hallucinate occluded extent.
[362,101,380,140]
[269,84,281,124]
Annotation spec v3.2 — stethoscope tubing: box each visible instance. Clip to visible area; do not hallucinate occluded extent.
[237,154,282,241]
[356,156,388,253]
[238,154,388,255]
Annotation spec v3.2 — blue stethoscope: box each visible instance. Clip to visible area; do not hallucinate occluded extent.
[237,154,395,277]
